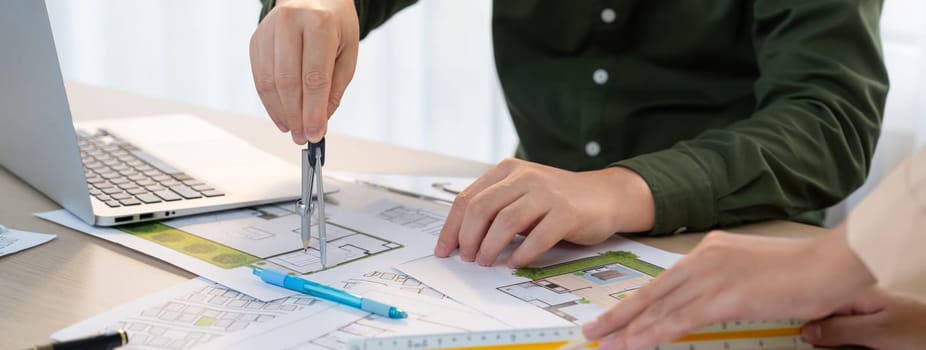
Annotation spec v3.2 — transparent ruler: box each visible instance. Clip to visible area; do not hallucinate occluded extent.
[346,320,813,350]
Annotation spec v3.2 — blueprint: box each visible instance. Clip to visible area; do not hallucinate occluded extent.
[330,172,475,205]
[128,203,405,273]
[337,269,447,300]
[361,199,447,237]
[0,226,55,257]
[201,283,508,350]
[55,270,489,350]
[398,236,684,327]
[498,251,663,324]
[36,203,436,301]
[52,278,324,349]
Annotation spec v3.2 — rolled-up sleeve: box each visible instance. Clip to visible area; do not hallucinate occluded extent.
[617,0,889,235]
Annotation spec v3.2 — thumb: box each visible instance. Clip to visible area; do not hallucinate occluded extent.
[802,316,876,348]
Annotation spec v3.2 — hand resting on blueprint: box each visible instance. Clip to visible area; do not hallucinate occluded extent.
[584,147,926,349]
[250,0,359,144]
[434,158,655,268]
[581,226,877,350]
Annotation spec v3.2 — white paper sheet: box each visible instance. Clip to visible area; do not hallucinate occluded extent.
[52,278,333,349]
[200,284,510,350]
[330,172,475,205]
[0,226,55,257]
[361,199,448,237]
[55,268,498,350]
[35,204,436,301]
[398,236,683,328]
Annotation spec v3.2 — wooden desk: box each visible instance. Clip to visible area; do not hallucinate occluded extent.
[0,83,826,349]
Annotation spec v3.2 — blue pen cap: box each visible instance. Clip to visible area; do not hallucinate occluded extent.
[253,267,287,287]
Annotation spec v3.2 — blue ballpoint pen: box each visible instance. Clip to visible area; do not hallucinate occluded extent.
[252,267,408,319]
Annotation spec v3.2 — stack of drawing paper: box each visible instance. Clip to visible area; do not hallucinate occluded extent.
[53,270,509,350]
[49,199,514,349]
[45,198,689,349]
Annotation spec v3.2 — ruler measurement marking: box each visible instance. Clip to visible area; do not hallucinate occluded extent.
[348,323,807,350]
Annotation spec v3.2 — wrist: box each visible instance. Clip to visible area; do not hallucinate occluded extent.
[811,224,877,294]
[594,167,655,234]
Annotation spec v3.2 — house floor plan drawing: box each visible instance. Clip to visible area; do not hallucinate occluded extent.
[54,268,457,350]
[127,203,405,274]
[37,203,436,301]
[52,279,329,350]
[499,251,663,323]
[201,284,509,350]
[398,236,684,328]
[338,269,448,300]
[361,199,447,237]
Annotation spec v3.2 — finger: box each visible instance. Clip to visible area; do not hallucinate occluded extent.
[250,23,288,133]
[619,275,702,343]
[475,194,545,266]
[802,315,878,348]
[273,14,306,144]
[506,209,570,268]
[301,25,338,143]
[326,35,358,118]
[583,264,694,339]
[435,161,517,257]
[623,301,715,350]
[457,180,527,262]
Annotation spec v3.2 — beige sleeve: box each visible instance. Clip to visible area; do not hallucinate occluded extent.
[848,148,926,301]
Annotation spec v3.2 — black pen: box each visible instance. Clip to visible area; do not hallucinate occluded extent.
[30,330,128,350]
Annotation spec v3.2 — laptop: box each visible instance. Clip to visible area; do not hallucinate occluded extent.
[0,1,328,226]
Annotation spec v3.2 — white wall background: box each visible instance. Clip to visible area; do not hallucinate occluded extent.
[46,0,926,223]
[46,0,516,164]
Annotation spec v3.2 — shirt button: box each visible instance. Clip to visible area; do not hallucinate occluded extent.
[585,141,601,157]
[600,8,617,24]
[592,69,609,85]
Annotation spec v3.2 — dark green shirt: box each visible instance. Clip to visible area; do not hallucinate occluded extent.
[260,0,888,235]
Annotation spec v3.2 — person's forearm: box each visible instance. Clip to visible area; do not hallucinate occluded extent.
[811,224,877,294]
[583,167,656,236]
[617,0,888,236]
[847,148,926,302]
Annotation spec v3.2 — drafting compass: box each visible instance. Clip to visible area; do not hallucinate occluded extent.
[297,138,327,267]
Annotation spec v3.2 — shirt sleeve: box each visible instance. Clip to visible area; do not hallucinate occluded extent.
[354,0,418,39]
[848,148,926,301]
[615,0,889,235]
[259,0,417,39]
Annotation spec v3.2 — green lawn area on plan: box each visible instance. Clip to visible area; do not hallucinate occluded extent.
[514,251,663,280]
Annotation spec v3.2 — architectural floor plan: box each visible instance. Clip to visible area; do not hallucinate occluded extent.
[499,251,663,323]
[362,199,447,237]
[123,203,405,275]
[52,279,327,349]
[37,202,436,301]
[54,270,458,350]
[398,236,684,328]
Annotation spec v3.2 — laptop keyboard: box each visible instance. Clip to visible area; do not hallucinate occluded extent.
[77,129,224,208]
